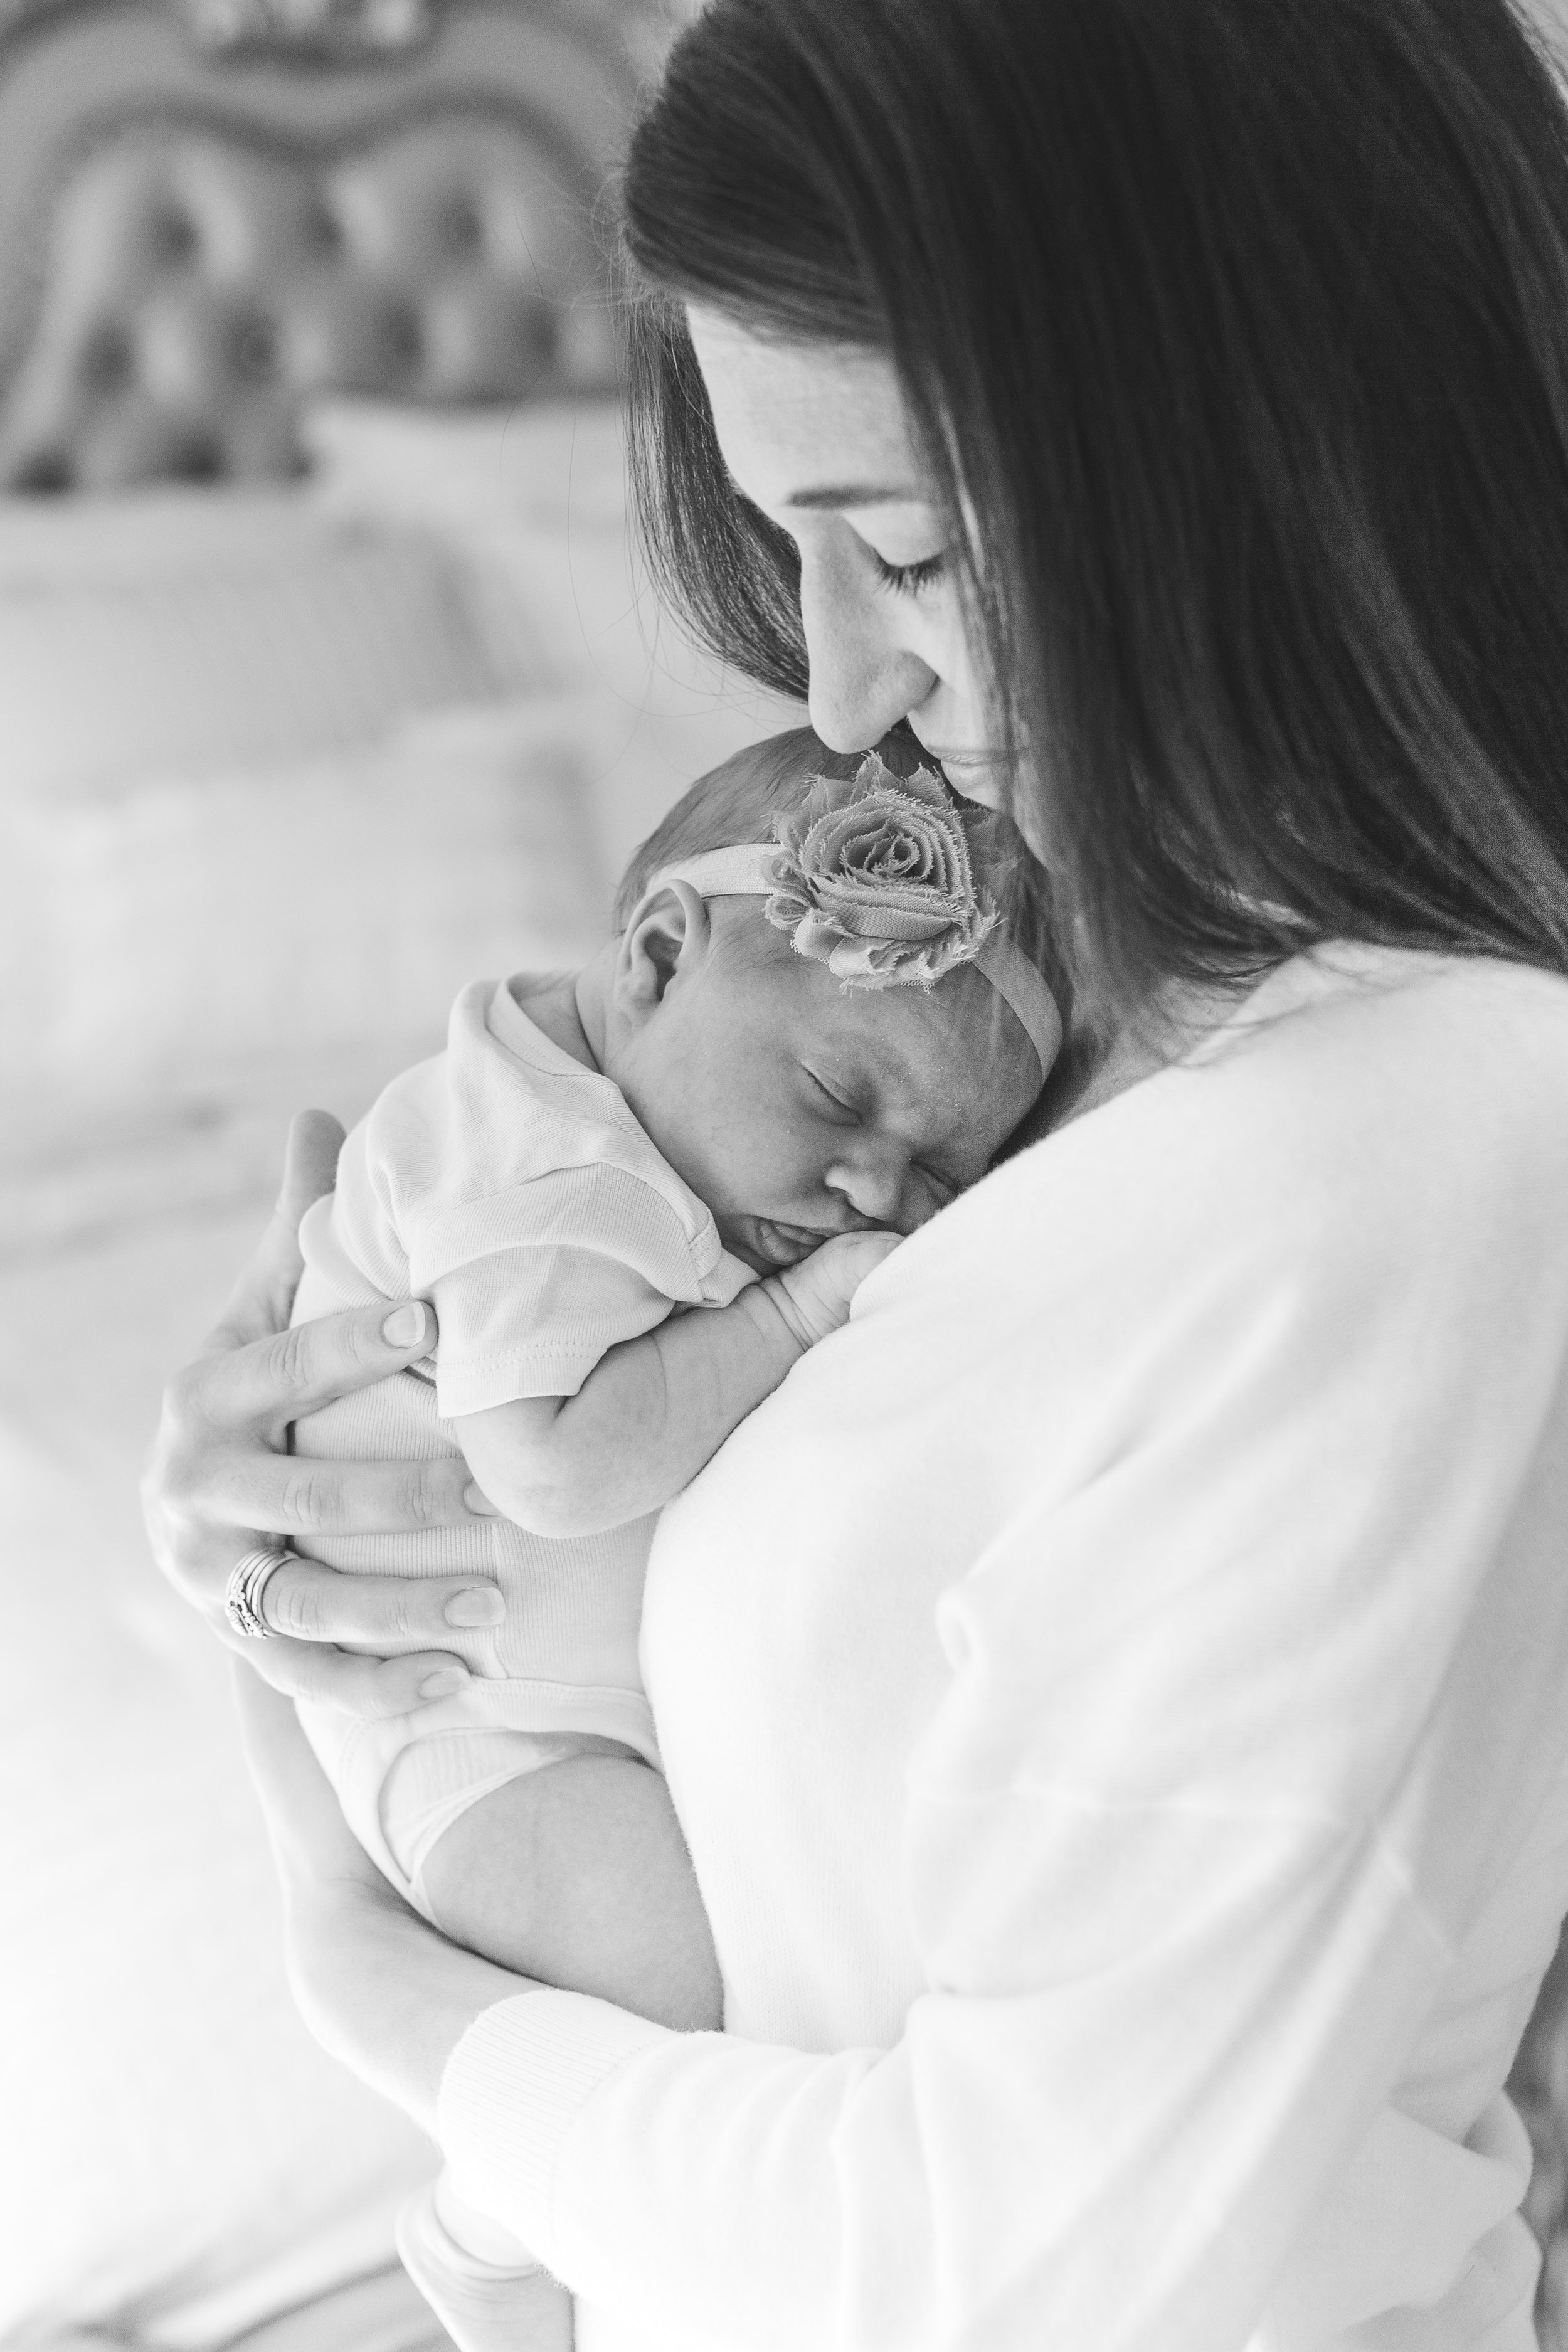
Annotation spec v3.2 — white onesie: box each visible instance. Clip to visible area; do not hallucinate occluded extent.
[290,976,755,1913]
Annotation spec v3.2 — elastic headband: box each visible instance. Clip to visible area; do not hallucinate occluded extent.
[655,842,1063,1081]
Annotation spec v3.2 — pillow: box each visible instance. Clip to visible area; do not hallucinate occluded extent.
[0,487,542,794]
[300,397,807,879]
[2,692,621,1255]
[301,395,629,534]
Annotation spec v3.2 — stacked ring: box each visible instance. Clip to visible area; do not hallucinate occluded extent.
[225,1546,291,1640]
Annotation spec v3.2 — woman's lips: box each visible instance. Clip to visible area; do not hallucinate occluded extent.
[917,746,1014,807]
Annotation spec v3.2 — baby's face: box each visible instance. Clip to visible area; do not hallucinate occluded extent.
[617,913,1042,1272]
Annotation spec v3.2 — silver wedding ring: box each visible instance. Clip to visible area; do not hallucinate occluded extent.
[224,1546,292,1640]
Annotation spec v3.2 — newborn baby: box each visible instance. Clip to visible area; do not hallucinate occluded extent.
[284,728,1061,2348]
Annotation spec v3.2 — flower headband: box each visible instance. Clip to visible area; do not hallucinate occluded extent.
[655,754,1062,1080]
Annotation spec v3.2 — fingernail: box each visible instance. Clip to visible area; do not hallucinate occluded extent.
[445,1587,504,1629]
[383,1301,429,1350]
[419,1667,469,1700]
[463,1481,501,1517]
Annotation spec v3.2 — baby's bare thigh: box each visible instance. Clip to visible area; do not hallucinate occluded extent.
[420,1756,723,2033]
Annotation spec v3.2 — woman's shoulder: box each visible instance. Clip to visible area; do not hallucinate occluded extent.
[1134,941,1568,1153]
[944,945,1568,1296]
[1214,941,1568,1073]
[1187,943,1568,1192]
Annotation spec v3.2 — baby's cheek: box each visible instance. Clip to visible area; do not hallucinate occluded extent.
[899,1175,955,1232]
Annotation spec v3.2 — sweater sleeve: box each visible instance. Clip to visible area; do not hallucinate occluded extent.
[437,959,1568,2352]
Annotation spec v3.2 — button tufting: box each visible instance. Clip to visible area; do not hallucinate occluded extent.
[3,110,618,489]
[82,322,135,395]
[379,305,423,372]
[442,196,483,258]
[303,198,344,258]
[518,308,559,365]
[169,430,223,481]
[235,316,282,379]
[152,209,199,265]
[12,449,73,495]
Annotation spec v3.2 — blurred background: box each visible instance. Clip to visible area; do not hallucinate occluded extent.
[9,1,1568,2348]
[0,0,798,2340]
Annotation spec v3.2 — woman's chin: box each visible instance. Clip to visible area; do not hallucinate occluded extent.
[938,760,1008,811]
[931,755,1051,859]
[906,734,1014,813]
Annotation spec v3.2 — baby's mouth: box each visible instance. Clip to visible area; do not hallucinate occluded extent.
[742,1216,829,1269]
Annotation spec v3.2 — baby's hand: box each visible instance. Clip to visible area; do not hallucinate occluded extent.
[764,1230,902,1352]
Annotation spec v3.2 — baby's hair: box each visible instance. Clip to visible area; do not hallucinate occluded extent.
[615,724,1063,1008]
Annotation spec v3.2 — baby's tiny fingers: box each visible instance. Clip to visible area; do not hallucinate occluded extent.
[820,1229,903,1291]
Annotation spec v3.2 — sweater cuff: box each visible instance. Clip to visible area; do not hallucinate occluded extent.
[438,1989,670,2254]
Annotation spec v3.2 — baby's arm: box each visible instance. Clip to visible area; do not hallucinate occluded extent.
[450,1229,897,1537]
[421,1232,895,2026]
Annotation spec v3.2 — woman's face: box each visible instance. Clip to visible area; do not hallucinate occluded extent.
[687,305,1012,813]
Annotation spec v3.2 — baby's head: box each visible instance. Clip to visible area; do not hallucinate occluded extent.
[601,729,1059,1271]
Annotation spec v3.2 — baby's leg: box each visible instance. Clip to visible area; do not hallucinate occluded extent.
[418,1754,723,2032]
[383,1744,719,2352]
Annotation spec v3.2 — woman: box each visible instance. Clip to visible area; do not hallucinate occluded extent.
[143,1,1568,2345]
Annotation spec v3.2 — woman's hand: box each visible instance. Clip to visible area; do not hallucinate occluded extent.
[233,1663,528,2136]
[142,1110,503,1715]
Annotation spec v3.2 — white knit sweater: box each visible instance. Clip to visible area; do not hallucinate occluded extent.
[438,946,1568,2352]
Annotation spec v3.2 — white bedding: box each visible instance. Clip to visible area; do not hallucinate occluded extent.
[0,1209,440,2346]
[3,394,800,1256]
[0,395,800,2343]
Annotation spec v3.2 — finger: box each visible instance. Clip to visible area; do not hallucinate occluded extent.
[226,1300,443,1436]
[177,1299,442,1449]
[858,1232,903,1270]
[247,1550,507,1652]
[229,1626,480,1717]
[206,1110,347,1356]
[187,1447,485,1544]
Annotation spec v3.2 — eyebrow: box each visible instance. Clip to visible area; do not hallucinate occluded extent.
[780,483,928,511]
[852,1036,920,1106]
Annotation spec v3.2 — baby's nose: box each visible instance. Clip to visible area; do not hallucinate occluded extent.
[825,1153,908,1226]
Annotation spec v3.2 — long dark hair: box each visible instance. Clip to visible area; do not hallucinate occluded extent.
[619,0,1568,1032]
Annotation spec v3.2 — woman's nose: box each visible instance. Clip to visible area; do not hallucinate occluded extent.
[798,539,935,753]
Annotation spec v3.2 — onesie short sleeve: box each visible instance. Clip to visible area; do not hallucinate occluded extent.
[322,979,755,1421]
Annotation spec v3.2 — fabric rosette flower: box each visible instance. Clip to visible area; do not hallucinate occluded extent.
[763,752,1000,990]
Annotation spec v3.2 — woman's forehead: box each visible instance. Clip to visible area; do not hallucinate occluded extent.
[686,304,934,517]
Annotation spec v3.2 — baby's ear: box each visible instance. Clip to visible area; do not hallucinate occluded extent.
[613,879,712,1015]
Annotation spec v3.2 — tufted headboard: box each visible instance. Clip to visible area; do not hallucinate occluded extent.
[0,0,644,490]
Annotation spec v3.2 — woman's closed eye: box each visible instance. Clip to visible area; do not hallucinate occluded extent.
[871,549,948,598]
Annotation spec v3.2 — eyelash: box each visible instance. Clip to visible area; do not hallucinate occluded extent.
[804,1072,960,1202]
[872,550,948,598]
[807,1070,856,1118]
